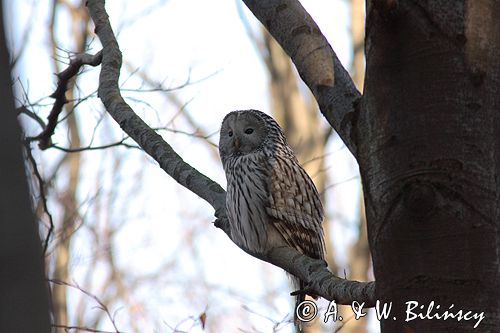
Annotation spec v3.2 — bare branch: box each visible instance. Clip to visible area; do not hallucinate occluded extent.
[17,105,46,130]
[24,141,54,255]
[49,140,140,152]
[242,0,362,156]
[33,51,103,150]
[44,127,213,153]
[153,127,218,148]
[123,60,220,154]
[85,0,375,306]
[86,0,226,214]
[268,246,375,306]
[216,217,376,306]
[52,324,118,333]
[49,279,122,333]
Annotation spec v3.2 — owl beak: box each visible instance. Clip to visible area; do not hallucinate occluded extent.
[233,137,240,151]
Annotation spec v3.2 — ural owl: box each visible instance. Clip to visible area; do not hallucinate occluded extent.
[219,109,325,321]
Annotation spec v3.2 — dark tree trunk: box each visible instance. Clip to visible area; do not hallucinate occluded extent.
[0,3,52,331]
[360,1,500,332]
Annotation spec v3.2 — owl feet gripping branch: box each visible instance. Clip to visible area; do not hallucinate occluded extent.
[218,109,326,326]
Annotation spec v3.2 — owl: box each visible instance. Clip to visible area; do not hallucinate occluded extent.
[219,109,325,320]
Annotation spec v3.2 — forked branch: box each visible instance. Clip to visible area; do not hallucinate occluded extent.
[32,51,103,149]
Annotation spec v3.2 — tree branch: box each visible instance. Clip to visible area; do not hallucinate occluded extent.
[268,247,375,306]
[49,279,121,333]
[86,0,226,215]
[32,51,103,150]
[242,0,362,156]
[85,0,374,306]
[24,141,55,256]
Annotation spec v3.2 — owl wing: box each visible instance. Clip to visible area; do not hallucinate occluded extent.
[265,155,325,259]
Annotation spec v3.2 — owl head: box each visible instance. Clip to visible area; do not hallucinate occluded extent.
[219,110,287,162]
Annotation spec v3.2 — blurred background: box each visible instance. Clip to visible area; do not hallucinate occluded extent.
[6,0,375,332]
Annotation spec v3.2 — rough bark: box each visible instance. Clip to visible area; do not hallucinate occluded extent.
[359,1,500,331]
[0,2,52,331]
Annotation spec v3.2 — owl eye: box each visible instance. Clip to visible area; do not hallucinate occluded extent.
[228,130,233,137]
[244,128,254,134]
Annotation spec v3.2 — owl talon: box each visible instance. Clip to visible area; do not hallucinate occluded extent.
[213,217,230,234]
[290,287,312,297]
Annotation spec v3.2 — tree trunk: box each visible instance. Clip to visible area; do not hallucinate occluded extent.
[0,2,52,331]
[360,1,500,332]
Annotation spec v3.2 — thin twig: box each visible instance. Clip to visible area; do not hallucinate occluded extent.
[17,105,47,130]
[52,324,119,333]
[123,60,220,155]
[24,141,54,256]
[49,279,122,333]
[153,127,219,148]
[49,141,140,152]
